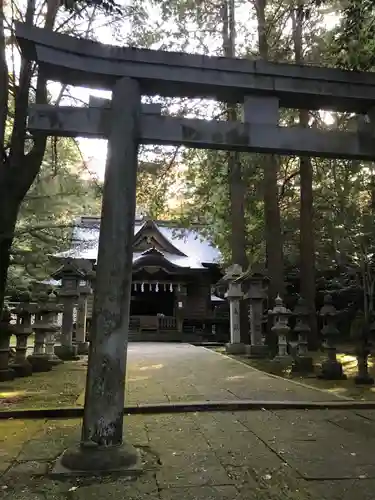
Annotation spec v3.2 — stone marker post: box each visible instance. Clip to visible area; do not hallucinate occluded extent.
[75,278,92,355]
[53,260,83,361]
[11,292,34,377]
[176,285,187,335]
[0,306,15,381]
[224,264,245,354]
[269,296,292,364]
[318,294,346,380]
[291,297,314,374]
[244,270,269,358]
[60,78,141,473]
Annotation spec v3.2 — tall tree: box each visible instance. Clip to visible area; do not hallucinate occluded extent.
[291,1,318,346]
[253,0,285,302]
[222,0,248,272]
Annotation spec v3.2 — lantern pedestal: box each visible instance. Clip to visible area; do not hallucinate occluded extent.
[75,341,89,355]
[354,373,374,385]
[55,344,79,361]
[11,332,33,377]
[272,353,293,365]
[291,356,314,374]
[0,367,15,382]
[246,344,268,358]
[225,342,246,355]
[0,309,16,381]
[318,353,346,380]
[0,337,15,381]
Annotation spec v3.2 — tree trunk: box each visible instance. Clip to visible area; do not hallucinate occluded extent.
[264,156,285,300]
[222,0,249,342]
[254,0,284,304]
[254,0,284,354]
[0,197,18,319]
[0,0,59,316]
[292,1,318,348]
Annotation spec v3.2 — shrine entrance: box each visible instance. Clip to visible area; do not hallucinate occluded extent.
[130,284,175,317]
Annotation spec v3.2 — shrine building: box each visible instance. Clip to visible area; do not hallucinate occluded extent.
[54,216,228,341]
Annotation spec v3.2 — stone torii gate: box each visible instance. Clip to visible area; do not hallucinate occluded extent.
[15,22,375,474]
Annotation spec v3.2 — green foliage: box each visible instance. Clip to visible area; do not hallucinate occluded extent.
[7,137,101,295]
[312,0,375,70]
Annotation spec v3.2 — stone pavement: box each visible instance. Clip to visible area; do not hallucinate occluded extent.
[3,344,375,499]
[122,343,337,406]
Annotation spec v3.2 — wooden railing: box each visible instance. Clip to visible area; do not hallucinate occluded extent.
[158,316,176,330]
[129,316,176,331]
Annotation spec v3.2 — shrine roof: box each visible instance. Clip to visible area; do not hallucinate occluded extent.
[55,216,222,269]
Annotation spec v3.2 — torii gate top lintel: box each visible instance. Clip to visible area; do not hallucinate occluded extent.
[15,21,375,114]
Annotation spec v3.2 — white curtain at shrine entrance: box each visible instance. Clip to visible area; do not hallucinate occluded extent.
[130,282,181,317]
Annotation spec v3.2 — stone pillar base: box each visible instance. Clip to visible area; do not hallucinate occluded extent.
[246,344,269,358]
[318,360,347,380]
[225,342,246,355]
[54,345,79,361]
[53,442,142,476]
[271,355,293,367]
[0,367,15,382]
[291,356,314,374]
[27,355,52,372]
[75,342,89,355]
[354,373,374,385]
[48,355,64,366]
[11,361,33,377]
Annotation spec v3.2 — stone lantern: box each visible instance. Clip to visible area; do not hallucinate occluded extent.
[28,292,53,372]
[223,264,244,354]
[52,259,84,360]
[318,294,346,380]
[43,291,64,366]
[241,266,269,358]
[291,297,314,374]
[269,295,292,363]
[75,277,92,355]
[0,306,16,381]
[11,291,35,377]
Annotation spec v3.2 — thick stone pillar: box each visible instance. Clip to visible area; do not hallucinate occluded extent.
[244,271,269,358]
[224,265,245,354]
[60,78,141,473]
[75,281,92,355]
[176,285,187,335]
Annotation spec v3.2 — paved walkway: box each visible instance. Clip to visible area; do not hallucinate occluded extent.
[123,343,336,405]
[3,344,375,499]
